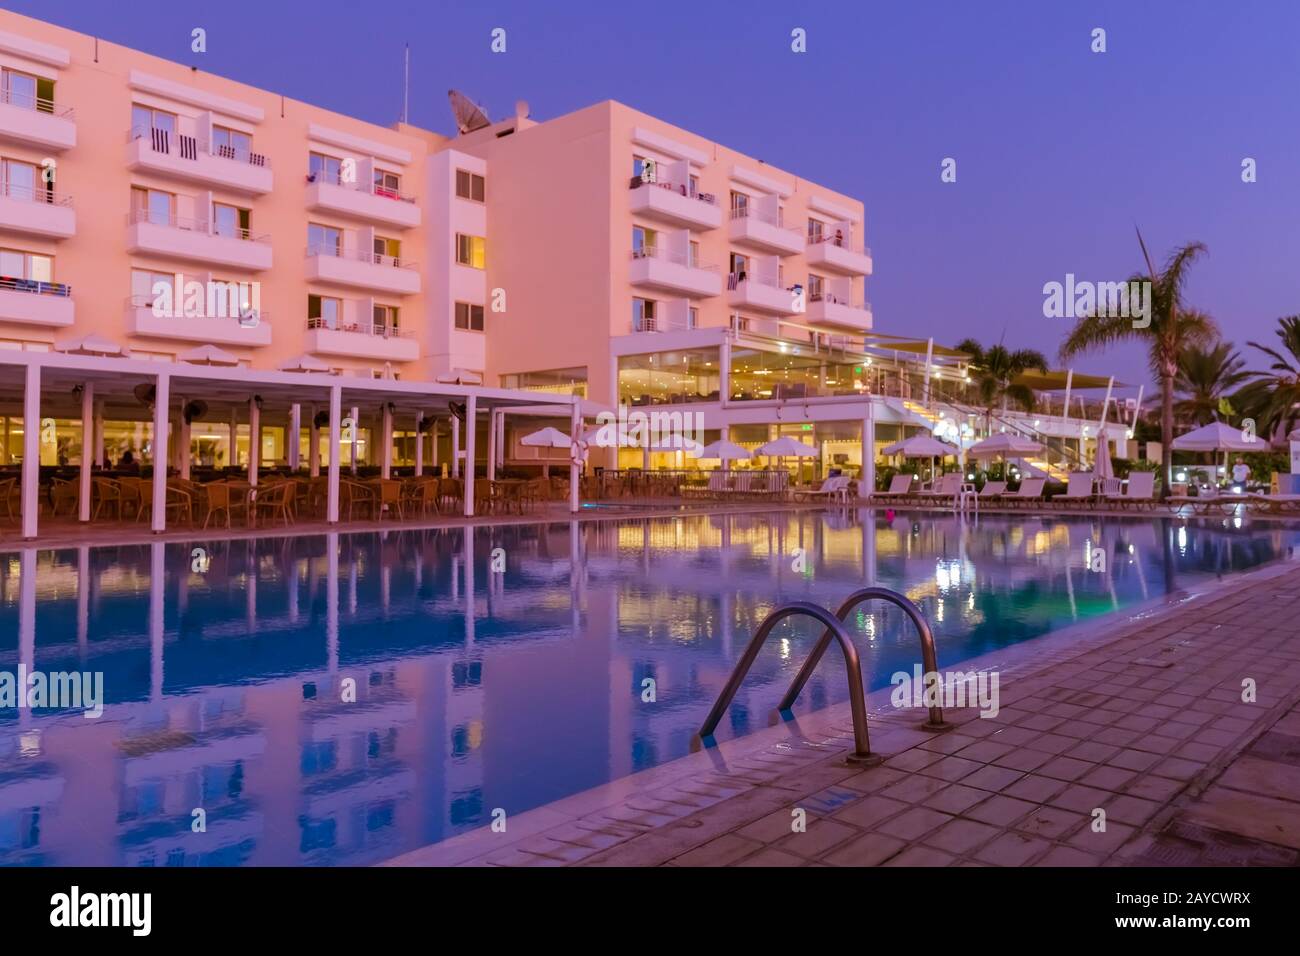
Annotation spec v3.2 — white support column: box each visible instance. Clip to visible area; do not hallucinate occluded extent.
[230,409,238,470]
[21,363,40,540]
[1130,384,1145,431]
[151,371,170,534]
[289,403,301,471]
[451,416,461,478]
[248,397,260,487]
[179,403,191,480]
[570,398,581,513]
[487,408,498,481]
[498,411,506,472]
[430,418,439,472]
[79,381,93,522]
[720,423,730,473]
[381,403,393,479]
[463,396,477,517]
[414,412,424,476]
[309,405,320,477]
[94,397,105,467]
[1095,375,1115,468]
[349,405,359,474]
[327,385,342,523]
[922,337,935,406]
[861,407,876,499]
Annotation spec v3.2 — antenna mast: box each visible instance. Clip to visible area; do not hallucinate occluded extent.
[403,44,410,124]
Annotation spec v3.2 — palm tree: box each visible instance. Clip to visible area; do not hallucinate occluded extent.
[1172,342,1249,427]
[954,338,1049,432]
[1060,233,1216,495]
[1238,315,1300,442]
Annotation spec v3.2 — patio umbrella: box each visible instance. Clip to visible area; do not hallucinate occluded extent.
[55,334,125,356]
[278,354,330,373]
[696,440,751,460]
[755,436,818,457]
[966,432,1043,479]
[436,368,483,385]
[645,434,703,456]
[1171,420,1259,482]
[882,433,959,482]
[519,426,571,448]
[179,344,239,366]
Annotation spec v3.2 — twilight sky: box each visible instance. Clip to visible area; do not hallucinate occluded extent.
[17,0,1300,392]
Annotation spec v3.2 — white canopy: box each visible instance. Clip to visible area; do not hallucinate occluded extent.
[55,334,125,356]
[436,368,483,385]
[645,434,704,455]
[1170,421,1260,453]
[179,344,239,366]
[755,436,818,457]
[696,440,752,460]
[967,432,1043,459]
[519,426,572,448]
[882,434,959,457]
[278,354,331,373]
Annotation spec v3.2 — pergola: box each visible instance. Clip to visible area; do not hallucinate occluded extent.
[0,351,580,538]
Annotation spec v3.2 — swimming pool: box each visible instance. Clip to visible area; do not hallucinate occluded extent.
[1,510,1295,865]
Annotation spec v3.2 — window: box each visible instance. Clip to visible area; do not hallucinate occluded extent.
[308,223,342,256]
[3,68,53,112]
[131,187,174,226]
[730,191,749,217]
[0,248,52,282]
[632,297,656,331]
[689,240,701,268]
[807,217,825,242]
[373,304,400,335]
[455,234,485,269]
[632,226,657,257]
[308,294,343,330]
[374,236,401,264]
[309,152,342,184]
[689,174,700,198]
[808,274,825,300]
[455,169,485,202]
[132,269,176,307]
[729,252,748,278]
[131,104,176,137]
[633,155,656,183]
[374,168,401,197]
[454,302,485,331]
[0,158,44,203]
[212,203,250,238]
[212,125,252,159]
[688,306,699,329]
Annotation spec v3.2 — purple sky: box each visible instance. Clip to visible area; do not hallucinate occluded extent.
[17,0,1300,391]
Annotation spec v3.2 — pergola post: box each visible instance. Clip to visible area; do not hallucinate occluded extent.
[430,418,440,472]
[861,410,875,499]
[487,407,498,481]
[248,396,260,487]
[327,385,342,523]
[230,409,238,470]
[309,404,320,477]
[381,402,393,479]
[289,403,301,471]
[569,399,582,513]
[463,395,477,517]
[151,371,170,533]
[94,397,105,467]
[451,416,460,478]
[79,381,94,522]
[414,412,424,476]
[178,400,191,480]
[349,405,359,474]
[21,362,40,540]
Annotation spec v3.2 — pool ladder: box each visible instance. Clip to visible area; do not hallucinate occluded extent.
[698,587,951,765]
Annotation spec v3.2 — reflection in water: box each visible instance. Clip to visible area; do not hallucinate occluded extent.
[0,511,1294,866]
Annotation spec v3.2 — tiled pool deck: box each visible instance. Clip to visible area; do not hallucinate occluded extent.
[387,556,1300,867]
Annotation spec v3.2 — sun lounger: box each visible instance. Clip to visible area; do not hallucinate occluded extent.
[915,473,962,506]
[977,480,1007,502]
[793,475,850,503]
[1005,477,1046,508]
[872,474,913,499]
[1166,488,1242,515]
[1105,471,1156,511]
[1056,473,1097,508]
[1246,492,1300,515]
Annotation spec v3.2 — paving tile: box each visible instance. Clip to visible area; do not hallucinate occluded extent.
[1104,795,1163,826]
[1037,845,1103,867]
[917,755,983,783]
[956,739,1017,763]
[875,806,954,841]
[1067,821,1137,855]
[1106,748,1160,772]
[1037,756,1095,782]
[922,784,990,815]
[774,818,860,859]
[839,766,910,794]
[991,747,1055,772]
[1077,765,1138,793]
[965,794,1038,827]
[1150,756,1207,781]
[831,795,910,829]
[1014,805,1085,840]
[822,832,907,866]
[735,848,806,867]
[1066,740,1122,763]
[672,834,764,867]
[974,831,1052,866]
[736,808,806,844]
[923,817,1002,855]
[878,773,950,804]
[1123,774,1186,803]
[883,845,957,866]
[1047,784,1112,814]
[961,764,1025,792]
[1003,774,1068,804]
[885,748,945,772]
[1181,789,1300,850]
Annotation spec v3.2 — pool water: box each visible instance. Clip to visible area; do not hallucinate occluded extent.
[0,510,1294,866]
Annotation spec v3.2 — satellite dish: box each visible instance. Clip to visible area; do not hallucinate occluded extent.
[448,89,490,133]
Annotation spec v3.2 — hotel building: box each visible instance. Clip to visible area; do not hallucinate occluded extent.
[0,9,1132,537]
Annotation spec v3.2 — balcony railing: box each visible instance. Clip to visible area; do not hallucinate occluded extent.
[128,208,269,242]
[306,169,415,203]
[306,316,411,338]
[631,313,695,333]
[631,245,717,271]
[0,181,72,206]
[0,275,70,297]
[729,205,785,227]
[808,232,871,257]
[306,244,416,270]
[628,175,717,206]
[129,125,269,168]
[809,291,867,309]
[727,270,782,289]
[127,294,267,323]
[0,87,74,118]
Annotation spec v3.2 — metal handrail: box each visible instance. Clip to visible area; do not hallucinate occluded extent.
[781,587,950,732]
[698,601,878,764]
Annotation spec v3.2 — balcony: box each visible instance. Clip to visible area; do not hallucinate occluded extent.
[126,296,272,347]
[0,89,75,151]
[727,274,795,315]
[0,183,74,239]
[126,211,273,272]
[0,277,74,327]
[728,208,803,255]
[305,173,420,230]
[126,127,273,195]
[305,246,421,295]
[806,294,873,331]
[305,318,419,362]
[806,236,873,276]
[628,179,722,230]
[628,247,721,298]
